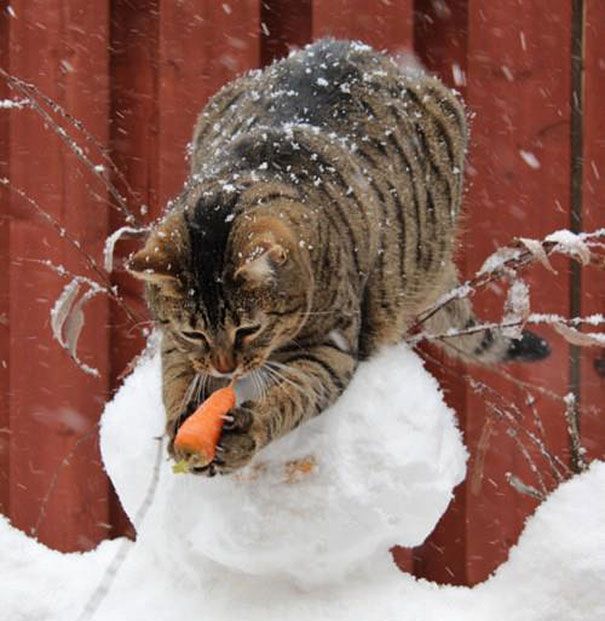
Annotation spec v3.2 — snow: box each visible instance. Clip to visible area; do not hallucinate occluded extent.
[519,150,541,169]
[477,246,523,275]
[0,97,30,109]
[101,341,467,587]
[1,342,604,620]
[545,229,592,265]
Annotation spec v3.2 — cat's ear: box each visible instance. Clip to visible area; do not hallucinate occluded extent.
[127,214,185,285]
[234,240,288,286]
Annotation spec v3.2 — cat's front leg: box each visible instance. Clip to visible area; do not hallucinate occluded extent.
[214,340,357,475]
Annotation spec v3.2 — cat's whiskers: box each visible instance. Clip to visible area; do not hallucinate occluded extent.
[262,361,309,400]
[268,360,327,403]
[198,373,210,402]
[250,368,267,401]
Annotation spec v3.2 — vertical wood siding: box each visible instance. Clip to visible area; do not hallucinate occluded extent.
[0,0,602,585]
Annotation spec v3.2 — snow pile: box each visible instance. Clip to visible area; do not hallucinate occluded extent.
[101,342,467,587]
[0,514,121,621]
[1,342,604,620]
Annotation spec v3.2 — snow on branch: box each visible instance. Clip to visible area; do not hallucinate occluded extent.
[409,313,605,347]
[0,97,31,109]
[415,227,605,329]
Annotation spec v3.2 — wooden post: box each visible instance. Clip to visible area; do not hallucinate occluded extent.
[6,0,111,551]
[156,0,261,209]
[580,0,605,460]
[413,0,470,585]
[0,0,11,517]
[414,0,575,585]
[462,0,573,584]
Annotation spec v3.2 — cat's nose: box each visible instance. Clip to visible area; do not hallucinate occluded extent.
[213,351,235,375]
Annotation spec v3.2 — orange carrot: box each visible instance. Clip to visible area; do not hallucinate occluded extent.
[173,385,236,468]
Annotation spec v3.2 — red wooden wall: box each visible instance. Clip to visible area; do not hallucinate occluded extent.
[0,0,603,586]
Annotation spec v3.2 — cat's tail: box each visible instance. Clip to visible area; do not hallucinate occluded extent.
[421,266,550,365]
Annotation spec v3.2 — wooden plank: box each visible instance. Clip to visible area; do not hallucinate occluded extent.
[108,0,161,540]
[458,0,573,584]
[412,0,470,585]
[157,0,261,208]
[0,0,11,517]
[580,0,605,461]
[313,0,413,52]
[312,0,415,575]
[7,0,111,550]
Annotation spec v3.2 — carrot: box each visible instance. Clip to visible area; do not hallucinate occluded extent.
[173,385,236,470]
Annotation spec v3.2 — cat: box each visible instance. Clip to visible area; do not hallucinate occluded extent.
[128,39,549,475]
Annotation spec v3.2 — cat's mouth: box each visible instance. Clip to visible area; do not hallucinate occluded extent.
[209,369,237,379]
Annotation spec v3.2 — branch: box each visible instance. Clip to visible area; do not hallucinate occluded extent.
[414,228,605,329]
[506,473,546,502]
[0,68,143,224]
[409,314,605,347]
[75,438,164,621]
[563,393,589,475]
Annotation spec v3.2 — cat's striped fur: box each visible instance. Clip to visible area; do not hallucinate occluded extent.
[129,40,549,475]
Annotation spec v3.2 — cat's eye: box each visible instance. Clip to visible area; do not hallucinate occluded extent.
[234,324,261,346]
[180,330,209,345]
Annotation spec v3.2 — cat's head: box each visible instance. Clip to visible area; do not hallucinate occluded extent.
[128,189,313,378]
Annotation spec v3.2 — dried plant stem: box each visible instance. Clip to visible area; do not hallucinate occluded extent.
[417,346,569,488]
[0,70,139,205]
[0,68,141,225]
[75,438,164,621]
[506,473,546,502]
[415,228,605,330]
[32,424,100,537]
[563,394,589,474]
[1,180,141,324]
[469,376,569,482]
[410,314,605,348]
[509,430,548,496]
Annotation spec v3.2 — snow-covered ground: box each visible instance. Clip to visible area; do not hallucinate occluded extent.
[1,342,604,621]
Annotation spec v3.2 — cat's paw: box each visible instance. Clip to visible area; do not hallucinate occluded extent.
[212,402,260,475]
[168,401,263,477]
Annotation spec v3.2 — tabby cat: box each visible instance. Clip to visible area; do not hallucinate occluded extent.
[129,40,549,475]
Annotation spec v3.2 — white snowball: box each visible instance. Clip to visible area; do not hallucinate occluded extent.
[101,341,467,588]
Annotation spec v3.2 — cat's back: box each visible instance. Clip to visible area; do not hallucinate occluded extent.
[190,39,466,175]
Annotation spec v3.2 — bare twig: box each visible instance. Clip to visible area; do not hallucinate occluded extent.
[563,393,589,475]
[409,314,605,348]
[32,424,100,537]
[415,228,605,329]
[506,473,546,502]
[75,438,164,621]
[0,68,142,224]
[1,181,142,326]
